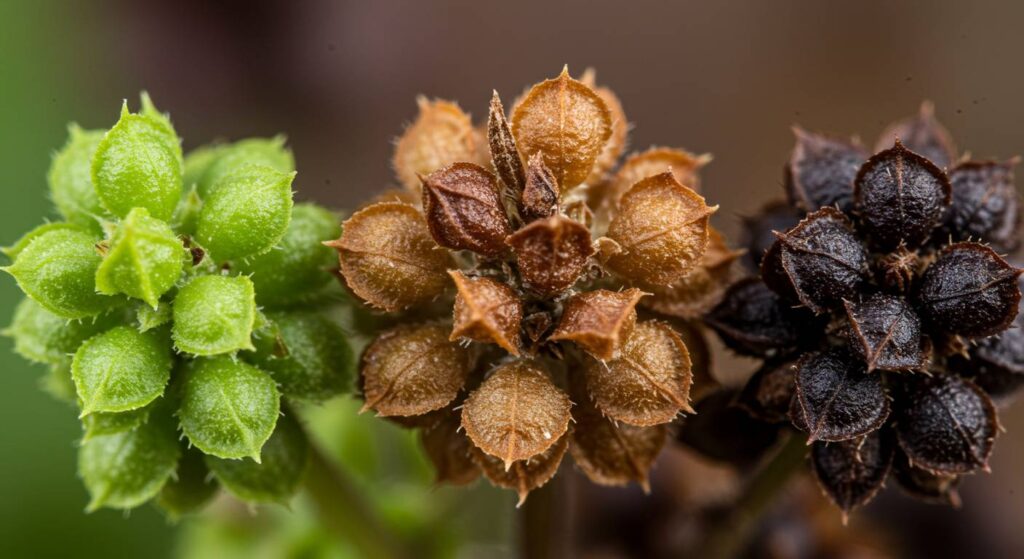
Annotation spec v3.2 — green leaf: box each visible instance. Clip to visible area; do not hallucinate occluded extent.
[91,101,183,220]
[2,225,117,319]
[158,445,220,520]
[197,136,294,198]
[81,404,151,442]
[5,297,121,365]
[172,275,257,356]
[235,203,340,307]
[95,207,187,308]
[206,412,307,504]
[79,401,180,511]
[196,164,295,262]
[48,125,108,231]
[72,325,172,415]
[247,309,354,402]
[136,300,172,332]
[180,357,280,461]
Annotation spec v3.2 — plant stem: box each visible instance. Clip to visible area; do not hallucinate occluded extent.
[518,467,576,559]
[304,439,409,559]
[695,432,808,559]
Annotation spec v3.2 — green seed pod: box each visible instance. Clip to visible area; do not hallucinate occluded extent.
[206,412,308,505]
[247,309,354,402]
[172,275,257,355]
[183,144,228,191]
[180,356,280,461]
[197,136,294,198]
[91,101,183,221]
[78,401,180,511]
[158,445,219,519]
[196,164,295,262]
[81,404,151,442]
[41,359,77,405]
[235,203,339,307]
[72,325,172,415]
[48,125,108,231]
[5,297,120,365]
[172,187,203,237]
[2,222,85,260]
[95,207,187,309]
[2,225,117,319]
[136,301,172,332]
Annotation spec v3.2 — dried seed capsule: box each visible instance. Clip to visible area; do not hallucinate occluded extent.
[419,409,481,486]
[5,297,120,365]
[569,396,667,491]
[640,227,742,320]
[521,154,560,222]
[891,449,961,507]
[361,323,470,416]
[549,288,644,361]
[854,140,951,251]
[605,147,711,211]
[736,360,797,424]
[893,374,997,474]
[96,207,187,309]
[327,202,453,311]
[511,67,612,191]
[449,271,523,355]
[393,98,478,192]
[963,307,1024,400]
[770,207,868,312]
[875,101,957,169]
[706,278,823,358]
[172,275,257,356]
[158,446,219,519]
[810,430,894,517]
[944,159,1021,251]
[738,200,801,271]
[487,91,526,195]
[606,172,715,286]
[916,243,1021,338]
[793,348,889,442]
[48,125,108,230]
[421,162,513,256]
[583,321,693,426]
[506,215,594,295]
[206,412,308,505]
[72,326,172,416]
[785,127,867,213]
[583,72,629,185]
[676,389,779,466]
[471,432,569,507]
[844,294,927,372]
[461,361,571,468]
[197,136,294,198]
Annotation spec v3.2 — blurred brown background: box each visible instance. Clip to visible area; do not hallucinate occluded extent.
[5,0,1024,556]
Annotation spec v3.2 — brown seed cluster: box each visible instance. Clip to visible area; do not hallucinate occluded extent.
[327,67,733,504]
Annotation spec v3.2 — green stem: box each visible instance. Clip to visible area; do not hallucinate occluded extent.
[695,433,808,559]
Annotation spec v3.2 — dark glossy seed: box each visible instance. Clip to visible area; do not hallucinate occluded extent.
[810,429,894,516]
[739,200,802,272]
[944,159,1021,252]
[891,448,962,507]
[844,294,927,372]
[793,347,890,442]
[736,360,797,424]
[705,278,823,358]
[785,127,867,213]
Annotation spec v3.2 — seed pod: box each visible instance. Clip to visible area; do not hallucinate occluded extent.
[769,208,869,312]
[550,288,644,360]
[810,430,894,517]
[875,101,957,169]
[891,449,962,507]
[361,323,471,416]
[461,361,571,468]
[206,412,308,505]
[5,297,120,365]
[487,91,526,195]
[511,67,612,191]
[197,136,294,198]
[82,404,152,442]
[172,275,257,356]
[471,432,569,507]
[964,308,1024,400]
[845,294,928,372]
[736,360,797,424]
[569,396,667,491]
[2,225,116,319]
[793,348,889,442]
[327,202,453,311]
[706,278,823,358]
[421,163,513,256]
[945,160,1021,251]
[738,200,801,271]
[785,127,867,213]
[893,374,997,474]
[916,243,1021,338]
[158,445,219,519]
[449,271,523,355]
[235,203,340,307]
[582,71,629,185]
[606,172,715,286]
[676,389,779,466]
[180,357,281,461]
[420,409,481,486]
[506,215,594,295]
[640,227,743,320]
[605,147,711,211]
[96,207,187,309]
[182,143,228,191]
[48,125,108,230]
[521,154,560,222]
[393,98,478,192]
[854,140,952,251]
[42,360,77,405]
[73,326,172,415]
[584,321,693,426]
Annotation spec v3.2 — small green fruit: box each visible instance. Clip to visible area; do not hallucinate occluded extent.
[172,275,257,355]
[72,325,172,415]
[5,297,120,365]
[48,125,108,231]
[96,207,187,308]
[158,446,220,519]
[197,136,294,198]
[206,412,308,504]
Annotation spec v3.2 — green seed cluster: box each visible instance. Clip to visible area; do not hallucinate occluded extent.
[1,94,355,516]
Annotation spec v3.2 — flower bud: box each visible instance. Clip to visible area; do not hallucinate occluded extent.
[449,271,523,355]
[421,163,513,256]
[550,288,644,361]
[393,98,478,192]
[506,215,594,295]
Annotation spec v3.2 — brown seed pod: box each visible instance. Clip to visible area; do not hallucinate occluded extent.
[785,127,867,213]
[606,172,716,286]
[510,67,612,191]
[420,409,481,486]
[584,321,693,426]
[461,361,572,468]
[487,91,526,195]
[506,215,594,295]
[580,68,629,186]
[449,271,523,355]
[844,294,928,372]
[793,348,889,443]
[569,396,667,492]
[605,147,711,211]
[361,323,471,417]
[421,163,513,257]
[549,288,645,361]
[875,101,957,169]
[810,430,894,519]
[521,154,560,222]
[393,98,478,192]
[328,202,453,311]
[470,432,569,507]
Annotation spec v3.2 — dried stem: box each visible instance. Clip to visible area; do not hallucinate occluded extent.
[518,465,577,559]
